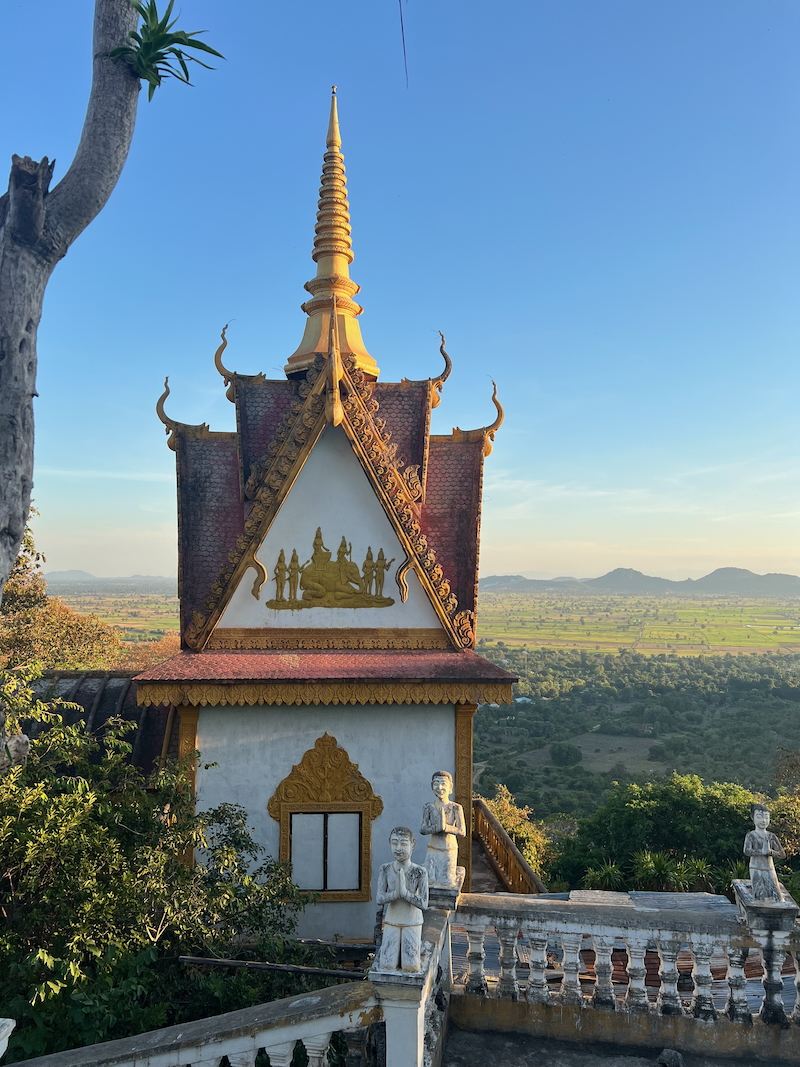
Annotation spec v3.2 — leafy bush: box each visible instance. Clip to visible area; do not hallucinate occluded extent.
[549,742,582,767]
[0,671,310,1061]
[552,772,762,887]
[478,784,549,879]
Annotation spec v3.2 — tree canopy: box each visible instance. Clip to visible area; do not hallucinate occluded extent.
[0,671,311,1062]
[0,520,121,670]
[0,0,221,598]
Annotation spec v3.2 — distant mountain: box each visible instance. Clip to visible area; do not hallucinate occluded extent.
[44,572,177,596]
[480,566,800,597]
[46,571,172,583]
[45,569,96,581]
[583,568,675,593]
[478,574,589,593]
[689,567,800,595]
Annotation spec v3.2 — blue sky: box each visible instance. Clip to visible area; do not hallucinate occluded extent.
[2,0,798,579]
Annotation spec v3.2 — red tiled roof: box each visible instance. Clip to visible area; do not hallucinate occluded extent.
[423,438,485,616]
[373,381,430,473]
[173,377,489,652]
[178,434,245,630]
[136,649,516,685]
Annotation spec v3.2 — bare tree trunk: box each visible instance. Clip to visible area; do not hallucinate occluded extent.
[0,0,140,595]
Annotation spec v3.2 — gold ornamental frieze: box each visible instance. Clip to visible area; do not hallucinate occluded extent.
[267,527,395,610]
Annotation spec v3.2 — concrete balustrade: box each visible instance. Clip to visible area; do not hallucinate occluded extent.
[454,891,768,1018]
[10,887,800,1066]
[15,983,380,1067]
[449,889,800,1062]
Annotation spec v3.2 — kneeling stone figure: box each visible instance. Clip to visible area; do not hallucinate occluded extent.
[376,827,429,972]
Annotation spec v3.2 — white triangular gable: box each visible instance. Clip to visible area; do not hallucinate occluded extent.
[218,426,442,631]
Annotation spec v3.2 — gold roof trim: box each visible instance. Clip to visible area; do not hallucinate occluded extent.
[137,679,514,708]
[267,733,383,820]
[400,332,453,410]
[155,376,233,452]
[207,627,450,650]
[183,350,478,652]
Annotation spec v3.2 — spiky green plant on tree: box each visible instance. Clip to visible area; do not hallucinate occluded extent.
[111,0,224,100]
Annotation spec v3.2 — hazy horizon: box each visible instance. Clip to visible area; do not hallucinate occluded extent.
[43,562,800,583]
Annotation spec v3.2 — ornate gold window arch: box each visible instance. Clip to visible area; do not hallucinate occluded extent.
[267,733,383,903]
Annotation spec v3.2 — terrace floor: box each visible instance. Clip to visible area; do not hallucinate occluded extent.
[442,1028,792,1067]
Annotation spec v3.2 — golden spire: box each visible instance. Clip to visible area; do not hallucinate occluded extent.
[284,87,379,380]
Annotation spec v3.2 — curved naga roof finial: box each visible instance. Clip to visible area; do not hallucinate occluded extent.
[483,379,505,456]
[430,331,453,408]
[155,376,179,450]
[451,379,505,456]
[400,331,453,407]
[214,323,232,383]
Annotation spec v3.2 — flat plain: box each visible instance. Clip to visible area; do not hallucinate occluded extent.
[47,583,800,656]
[47,582,179,643]
[476,590,800,655]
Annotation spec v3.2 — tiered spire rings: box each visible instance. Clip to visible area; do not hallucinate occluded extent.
[285,87,379,380]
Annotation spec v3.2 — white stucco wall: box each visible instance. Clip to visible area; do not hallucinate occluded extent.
[195,702,456,940]
[217,426,441,630]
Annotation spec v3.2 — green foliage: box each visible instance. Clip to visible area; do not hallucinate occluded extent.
[549,741,582,767]
[0,514,46,615]
[475,648,800,819]
[582,860,624,891]
[111,0,224,101]
[0,670,311,1062]
[552,772,760,888]
[629,850,682,892]
[478,784,549,878]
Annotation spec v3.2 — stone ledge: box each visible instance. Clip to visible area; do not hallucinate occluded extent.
[448,994,800,1063]
[19,982,379,1067]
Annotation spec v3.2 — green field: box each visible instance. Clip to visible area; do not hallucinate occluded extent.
[48,585,800,655]
[48,589,179,643]
[477,590,800,655]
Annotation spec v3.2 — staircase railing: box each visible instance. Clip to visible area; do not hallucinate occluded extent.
[473,797,546,894]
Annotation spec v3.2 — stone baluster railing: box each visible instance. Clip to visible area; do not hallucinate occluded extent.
[623,932,650,1015]
[14,982,379,1067]
[454,892,779,1023]
[655,937,683,1017]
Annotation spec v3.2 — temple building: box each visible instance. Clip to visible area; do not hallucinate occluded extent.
[135,90,515,940]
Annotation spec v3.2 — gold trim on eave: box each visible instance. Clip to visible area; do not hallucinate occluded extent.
[136,680,514,708]
[207,627,450,650]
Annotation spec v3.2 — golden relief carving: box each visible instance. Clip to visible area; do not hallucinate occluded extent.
[266,527,395,610]
[267,733,384,819]
[268,733,383,904]
[137,679,514,709]
[207,627,449,650]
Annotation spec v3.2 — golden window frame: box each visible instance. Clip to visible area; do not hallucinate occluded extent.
[267,733,383,903]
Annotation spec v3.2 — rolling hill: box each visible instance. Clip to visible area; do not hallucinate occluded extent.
[481,566,800,597]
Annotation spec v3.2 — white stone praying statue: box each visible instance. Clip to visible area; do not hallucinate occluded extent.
[376,827,429,973]
[420,770,466,889]
[744,803,786,901]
